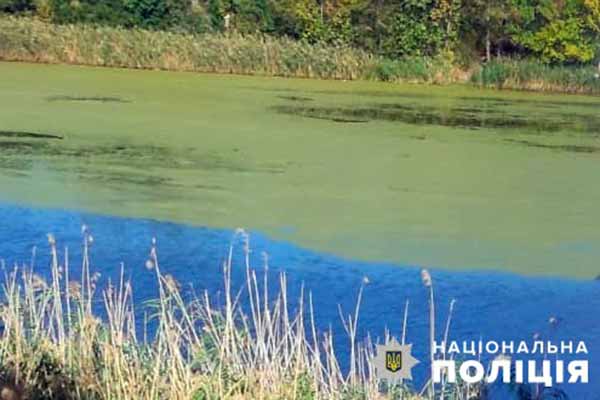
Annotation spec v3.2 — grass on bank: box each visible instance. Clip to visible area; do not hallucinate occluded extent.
[0,15,458,84]
[471,59,600,94]
[2,15,599,94]
[0,227,487,400]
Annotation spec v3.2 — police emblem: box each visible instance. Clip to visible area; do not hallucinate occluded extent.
[373,337,419,384]
[385,350,403,372]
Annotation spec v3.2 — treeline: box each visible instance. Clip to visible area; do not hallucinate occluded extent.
[1,0,599,66]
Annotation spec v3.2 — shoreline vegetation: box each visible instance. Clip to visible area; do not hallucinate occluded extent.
[0,229,560,400]
[1,16,600,95]
[0,230,438,400]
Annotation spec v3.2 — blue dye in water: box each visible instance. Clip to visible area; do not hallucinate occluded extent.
[0,203,598,399]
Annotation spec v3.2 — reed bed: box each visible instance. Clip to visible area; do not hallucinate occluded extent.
[3,16,598,93]
[0,227,481,399]
[470,59,600,95]
[0,16,455,84]
[0,16,378,80]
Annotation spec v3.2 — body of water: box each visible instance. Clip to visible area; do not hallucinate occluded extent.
[1,62,600,398]
[0,203,598,398]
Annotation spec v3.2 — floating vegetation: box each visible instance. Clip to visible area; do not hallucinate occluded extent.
[504,139,600,154]
[277,95,314,102]
[0,141,49,152]
[272,102,600,134]
[0,130,63,140]
[0,136,288,190]
[46,95,130,103]
[456,96,600,109]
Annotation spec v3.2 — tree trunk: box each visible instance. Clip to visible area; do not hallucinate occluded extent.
[485,27,491,62]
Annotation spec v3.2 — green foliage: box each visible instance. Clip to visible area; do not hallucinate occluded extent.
[207,0,224,31]
[510,0,600,64]
[295,372,316,400]
[4,16,600,94]
[1,0,599,66]
[381,11,443,58]
[46,0,208,33]
[49,0,130,26]
[517,17,595,63]
[0,0,35,13]
[232,0,273,33]
[125,0,168,29]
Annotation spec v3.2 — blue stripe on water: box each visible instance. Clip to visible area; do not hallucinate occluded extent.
[1,203,598,399]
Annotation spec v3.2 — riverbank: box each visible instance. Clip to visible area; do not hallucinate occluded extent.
[1,16,599,95]
[0,231,452,399]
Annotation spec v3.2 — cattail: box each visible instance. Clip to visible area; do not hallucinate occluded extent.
[421,269,432,287]
[68,281,82,299]
[145,259,155,270]
[164,274,180,291]
[261,251,269,269]
[30,274,47,291]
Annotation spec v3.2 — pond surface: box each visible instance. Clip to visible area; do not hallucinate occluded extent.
[1,62,600,397]
[0,203,598,398]
[1,62,600,277]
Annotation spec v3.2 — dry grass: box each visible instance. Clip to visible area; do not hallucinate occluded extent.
[0,16,378,81]
[0,227,481,399]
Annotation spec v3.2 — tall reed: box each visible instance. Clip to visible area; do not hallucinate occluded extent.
[2,16,598,93]
[0,16,462,85]
[470,59,600,94]
[0,16,378,81]
[0,228,482,399]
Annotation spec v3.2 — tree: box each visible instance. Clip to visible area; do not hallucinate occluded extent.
[125,0,169,29]
[460,0,516,61]
[511,0,599,63]
[379,0,450,58]
[0,0,35,13]
[207,0,224,30]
